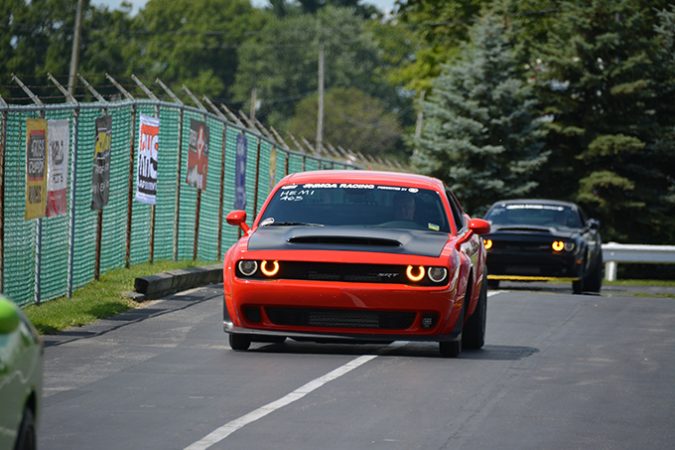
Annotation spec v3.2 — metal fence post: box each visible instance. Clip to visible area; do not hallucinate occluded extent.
[78,75,108,283]
[156,79,184,262]
[12,75,45,304]
[48,73,79,298]
[132,75,160,264]
[253,137,261,221]
[182,86,207,261]
[106,74,136,269]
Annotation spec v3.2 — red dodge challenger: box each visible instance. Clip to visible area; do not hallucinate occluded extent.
[223,170,490,357]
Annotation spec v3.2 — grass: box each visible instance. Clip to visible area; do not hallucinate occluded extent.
[24,260,218,335]
[604,279,675,287]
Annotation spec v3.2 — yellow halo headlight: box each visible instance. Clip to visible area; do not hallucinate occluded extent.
[260,260,280,277]
[484,239,493,250]
[406,265,425,282]
[552,240,565,252]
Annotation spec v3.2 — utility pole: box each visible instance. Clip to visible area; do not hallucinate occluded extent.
[249,87,257,122]
[414,91,426,141]
[68,0,84,95]
[316,43,325,155]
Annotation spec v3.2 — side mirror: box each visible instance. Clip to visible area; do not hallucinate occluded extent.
[587,218,600,230]
[456,218,491,248]
[0,297,20,335]
[226,210,250,235]
[468,218,491,235]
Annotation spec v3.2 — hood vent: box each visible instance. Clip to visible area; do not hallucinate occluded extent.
[288,235,401,247]
[494,226,553,233]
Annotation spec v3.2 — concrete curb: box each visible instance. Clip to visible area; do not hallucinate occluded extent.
[133,264,223,300]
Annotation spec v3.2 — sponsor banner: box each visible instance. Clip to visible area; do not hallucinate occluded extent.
[135,115,160,205]
[186,119,209,190]
[91,115,112,210]
[269,146,277,190]
[46,119,70,217]
[234,131,247,210]
[25,118,48,220]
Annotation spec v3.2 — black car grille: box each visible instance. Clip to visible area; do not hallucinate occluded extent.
[498,241,551,252]
[284,262,408,283]
[265,307,416,329]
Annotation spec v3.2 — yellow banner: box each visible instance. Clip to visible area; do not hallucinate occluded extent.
[25,118,48,220]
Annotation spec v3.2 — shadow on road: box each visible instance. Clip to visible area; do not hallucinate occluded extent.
[249,341,539,361]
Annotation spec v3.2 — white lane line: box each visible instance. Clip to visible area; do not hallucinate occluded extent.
[184,354,377,450]
[186,292,505,450]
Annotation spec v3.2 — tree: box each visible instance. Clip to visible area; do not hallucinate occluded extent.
[286,87,402,157]
[130,0,266,100]
[413,9,548,214]
[392,0,491,93]
[233,6,394,129]
[533,0,675,242]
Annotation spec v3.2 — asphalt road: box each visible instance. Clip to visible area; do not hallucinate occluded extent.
[40,284,675,450]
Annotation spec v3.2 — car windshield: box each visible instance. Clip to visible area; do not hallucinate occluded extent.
[258,183,450,232]
[485,203,583,228]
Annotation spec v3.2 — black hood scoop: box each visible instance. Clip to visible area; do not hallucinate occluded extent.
[288,235,401,247]
[248,226,447,257]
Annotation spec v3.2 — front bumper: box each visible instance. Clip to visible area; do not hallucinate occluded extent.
[487,251,582,280]
[225,278,462,340]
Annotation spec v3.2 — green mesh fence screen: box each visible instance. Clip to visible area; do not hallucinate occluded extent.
[1,102,356,307]
[3,111,37,306]
[100,105,132,273]
[153,106,180,261]
[197,117,224,261]
[39,109,73,301]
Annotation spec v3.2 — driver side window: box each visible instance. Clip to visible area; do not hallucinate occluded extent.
[445,189,466,232]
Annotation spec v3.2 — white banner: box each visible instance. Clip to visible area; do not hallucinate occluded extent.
[135,114,160,205]
[46,119,69,217]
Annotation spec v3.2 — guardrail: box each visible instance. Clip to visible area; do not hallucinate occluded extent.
[602,243,675,281]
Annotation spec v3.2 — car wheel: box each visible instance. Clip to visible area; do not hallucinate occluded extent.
[463,280,487,350]
[14,406,36,450]
[229,333,251,351]
[572,262,585,294]
[583,255,603,293]
[487,279,500,289]
[439,340,461,358]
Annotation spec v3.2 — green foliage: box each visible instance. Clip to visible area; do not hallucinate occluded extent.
[286,87,402,156]
[131,0,265,100]
[533,0,675,242]
[233,6,400,133]
[393,0,491,93]
[413,10,548,214]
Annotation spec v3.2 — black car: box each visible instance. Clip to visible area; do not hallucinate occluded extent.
[483,199,603,294]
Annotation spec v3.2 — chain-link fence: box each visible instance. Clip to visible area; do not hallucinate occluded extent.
[0,95,358,307]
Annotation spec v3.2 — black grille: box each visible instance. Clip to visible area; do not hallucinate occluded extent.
[277,262,407,284]
[266,307,415,329]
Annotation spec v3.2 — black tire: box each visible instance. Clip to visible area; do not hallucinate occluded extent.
[14,406,36,450]
[228,333,251,351]
[583,255,603,293]
[572,262,585,294]
[463,280,487,350]
[487,279,500,289]
[439,340,461,358]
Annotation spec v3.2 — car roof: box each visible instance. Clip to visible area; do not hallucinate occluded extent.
[489,198,579,209]
[281,170,446,191]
